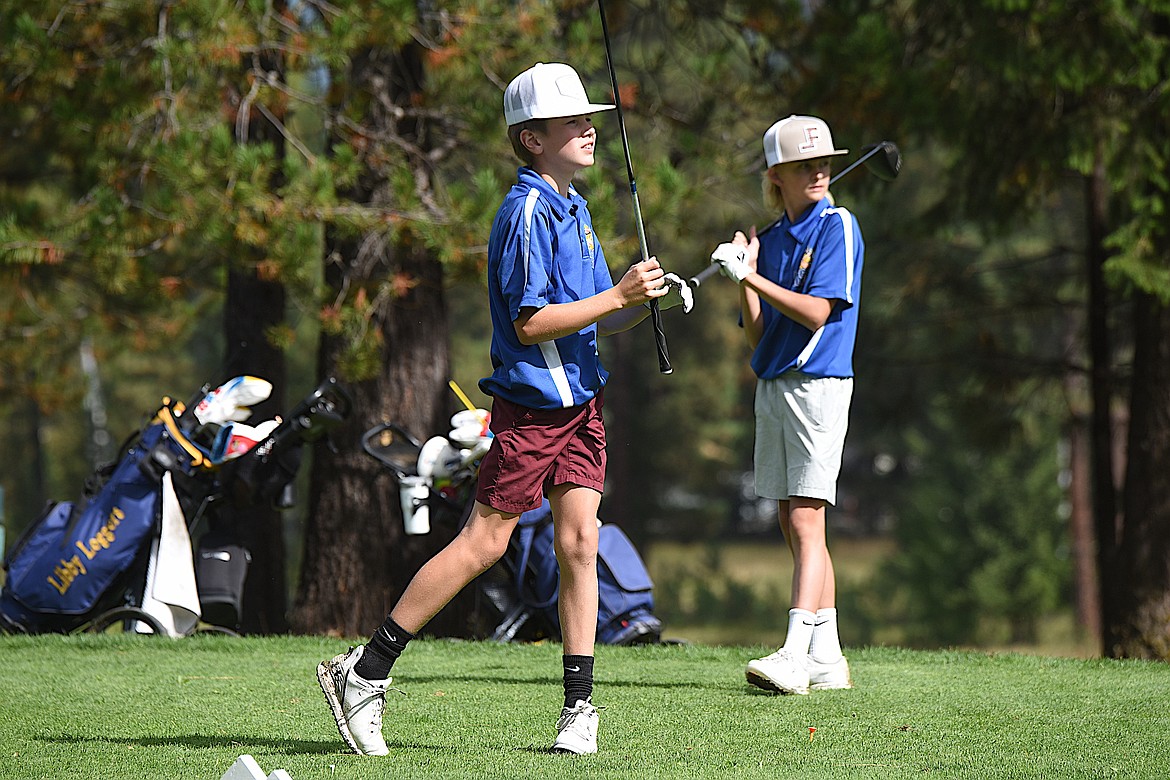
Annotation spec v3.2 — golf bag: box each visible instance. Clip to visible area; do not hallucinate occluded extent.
[0,398,221,635]
[509,500,662,646]
[0,377,351,636]
[362,417,663,645]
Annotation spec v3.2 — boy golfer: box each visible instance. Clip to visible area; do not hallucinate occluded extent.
[711,115,863,695]
[318,62,683,756]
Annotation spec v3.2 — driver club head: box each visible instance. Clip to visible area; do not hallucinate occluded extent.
[862,141,902,181]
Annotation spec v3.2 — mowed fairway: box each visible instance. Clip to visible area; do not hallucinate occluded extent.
[1,634,1166,780]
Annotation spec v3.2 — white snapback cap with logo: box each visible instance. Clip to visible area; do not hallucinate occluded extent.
[762,115,849,167]
[504,62,616,127]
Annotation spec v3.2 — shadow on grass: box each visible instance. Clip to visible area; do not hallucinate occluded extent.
[38,733,558,756]
[38,733,344,755]
[405,672,726,691]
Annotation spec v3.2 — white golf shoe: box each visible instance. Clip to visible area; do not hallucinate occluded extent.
[808,655,853,690]
[745,648,810,695]
[317,645,391,756]
[551,698,599,754]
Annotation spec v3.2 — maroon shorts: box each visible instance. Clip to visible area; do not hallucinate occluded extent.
[475,391,607,515]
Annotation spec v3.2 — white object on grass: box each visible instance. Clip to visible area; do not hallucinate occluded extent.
[220,754,294,780]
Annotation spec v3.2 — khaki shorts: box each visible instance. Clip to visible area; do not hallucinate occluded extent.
[753,373,852,505]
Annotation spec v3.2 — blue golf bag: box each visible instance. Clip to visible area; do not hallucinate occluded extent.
[0,401,218,635]
[509,500,662,646]
[1,377,352,636]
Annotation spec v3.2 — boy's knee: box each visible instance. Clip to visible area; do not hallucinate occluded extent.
[555,525,599,568]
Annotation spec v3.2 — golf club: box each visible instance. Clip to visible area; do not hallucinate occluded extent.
[688,141,902,288]
[597,0,672,374]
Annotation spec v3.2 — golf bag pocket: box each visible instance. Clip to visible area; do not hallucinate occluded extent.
[195,532,251,630]
[513,502,560,613]
[595,525,661,645]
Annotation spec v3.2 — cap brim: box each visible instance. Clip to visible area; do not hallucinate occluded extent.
[508,103,616,125]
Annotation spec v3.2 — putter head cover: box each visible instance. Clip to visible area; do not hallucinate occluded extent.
[659,273,694,313]
[193,375,273,425]
[211,418,282,464]
[711,243,751,283]
[504,62,615,126]
[417,436,463,480]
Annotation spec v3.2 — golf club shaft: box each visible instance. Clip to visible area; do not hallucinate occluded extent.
[689,143,887,288]
[598,0,672,375]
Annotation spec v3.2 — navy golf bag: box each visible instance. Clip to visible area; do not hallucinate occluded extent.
[507,500,662,645]
[362,419,664,645]
[0,399,220,635]
[1,377,351,636]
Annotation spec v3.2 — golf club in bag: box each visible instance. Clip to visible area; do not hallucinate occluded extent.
[689,140,902,289]
[362,409,664,646]
[0,376,351,636]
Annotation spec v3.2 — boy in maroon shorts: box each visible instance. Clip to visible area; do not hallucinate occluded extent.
[317,62,686,757]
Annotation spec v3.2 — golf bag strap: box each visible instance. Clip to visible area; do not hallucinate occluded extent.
[153,403,210,469]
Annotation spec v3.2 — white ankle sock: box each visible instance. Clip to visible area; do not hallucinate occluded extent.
[781,608,817,653]
[809,607,843,662]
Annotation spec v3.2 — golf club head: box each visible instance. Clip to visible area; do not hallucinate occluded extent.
[861,141,902,181]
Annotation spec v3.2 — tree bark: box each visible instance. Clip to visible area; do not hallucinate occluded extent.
[290,44,487,637]
[1085,155,1122,653]
[289,230,489,636]
[219,37,291,635]
[1112,292,1170,659]
[222,267,288,634]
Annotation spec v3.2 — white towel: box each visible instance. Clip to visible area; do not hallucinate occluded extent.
[136,472,201,636]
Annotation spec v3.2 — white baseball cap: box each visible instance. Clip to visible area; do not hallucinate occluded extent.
[762,115,849,168]
[503,62,615,127]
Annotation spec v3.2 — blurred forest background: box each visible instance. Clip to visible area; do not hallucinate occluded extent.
[2,0,1168,659]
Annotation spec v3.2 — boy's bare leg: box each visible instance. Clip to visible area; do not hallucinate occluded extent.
[548,484,600,656]
[783,497,830,613]
[389,502,519,633]
[547,483,602,755]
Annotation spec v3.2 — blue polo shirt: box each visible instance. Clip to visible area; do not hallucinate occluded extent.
[480,167,615,409]
[750,197,864,379]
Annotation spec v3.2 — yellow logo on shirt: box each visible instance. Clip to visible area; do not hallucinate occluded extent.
[583,225,595,258]
[793,246,813,289]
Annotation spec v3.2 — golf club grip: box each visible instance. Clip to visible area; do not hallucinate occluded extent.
[689,262,721,288]
[649,298,672,374]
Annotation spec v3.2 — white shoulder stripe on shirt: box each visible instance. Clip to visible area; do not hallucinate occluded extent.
[823,207,857,305]
[522,188,574,408]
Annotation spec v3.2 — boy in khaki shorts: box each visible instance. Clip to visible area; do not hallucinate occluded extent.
[317,62,685,756]
[711,114,864,696]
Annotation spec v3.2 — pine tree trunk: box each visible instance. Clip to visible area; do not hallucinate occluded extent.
[288,232,492,636]
[289,44,487,637]
[222,266,288,634]
[1111,292,1170,659]
[219,40,290,635]
[1085,157,1123,654]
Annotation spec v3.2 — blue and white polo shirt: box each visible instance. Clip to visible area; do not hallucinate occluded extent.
[750,197,865,379]
[480,167,615,409]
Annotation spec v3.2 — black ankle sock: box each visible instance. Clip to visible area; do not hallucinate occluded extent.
[355,617,415,680]
[562,654,594,709]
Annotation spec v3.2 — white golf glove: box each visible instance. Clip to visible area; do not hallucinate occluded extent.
[710,242,752,283]
[657,272,694,313]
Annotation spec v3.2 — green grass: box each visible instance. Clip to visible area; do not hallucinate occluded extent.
[2,635,1167,779]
